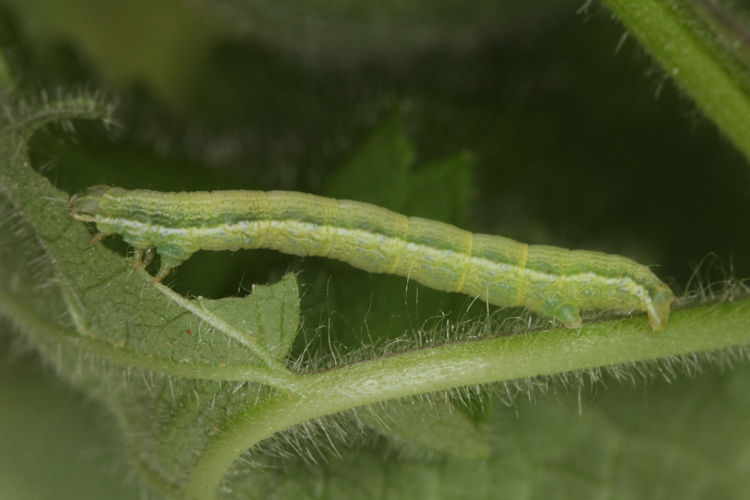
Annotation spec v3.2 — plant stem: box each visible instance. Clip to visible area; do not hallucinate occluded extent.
[186,295,750,499]
[603,0,750,160]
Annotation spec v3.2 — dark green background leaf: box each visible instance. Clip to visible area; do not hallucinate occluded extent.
[1,0,750,498]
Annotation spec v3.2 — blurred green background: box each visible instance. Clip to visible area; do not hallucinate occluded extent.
[1,0,749,498]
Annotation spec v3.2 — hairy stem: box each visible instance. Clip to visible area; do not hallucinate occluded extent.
[603,0,750,161]
[186,295,750,499]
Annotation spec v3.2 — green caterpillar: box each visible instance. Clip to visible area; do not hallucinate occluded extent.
[68,186,674,330]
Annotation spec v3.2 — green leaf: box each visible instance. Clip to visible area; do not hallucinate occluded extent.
[0,97,300,379]
[0,337,143,500]
[323,110,472,224]
[196,273,300,360]
[0,97,303,497]
[324,108,413,211]
[404,149,472,224]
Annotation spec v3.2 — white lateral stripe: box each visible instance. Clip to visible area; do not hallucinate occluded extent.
[99,216,654,311]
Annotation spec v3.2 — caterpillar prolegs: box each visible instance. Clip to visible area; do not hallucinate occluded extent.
[69,186,674,330]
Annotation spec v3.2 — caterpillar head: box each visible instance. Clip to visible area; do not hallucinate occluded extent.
[68,185,110,222]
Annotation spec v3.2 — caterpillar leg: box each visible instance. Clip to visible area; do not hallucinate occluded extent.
[88,232,108,246]
[134,249,144,268]
[548,303,583,329]
[133,247,155,269]
[149,248,191,283]
[645,286,674,331]
[151,264,174,283]
[142,247,155,267]
[132,248,174,282]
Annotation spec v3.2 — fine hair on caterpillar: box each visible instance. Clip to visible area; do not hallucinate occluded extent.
[68,186,674,330]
